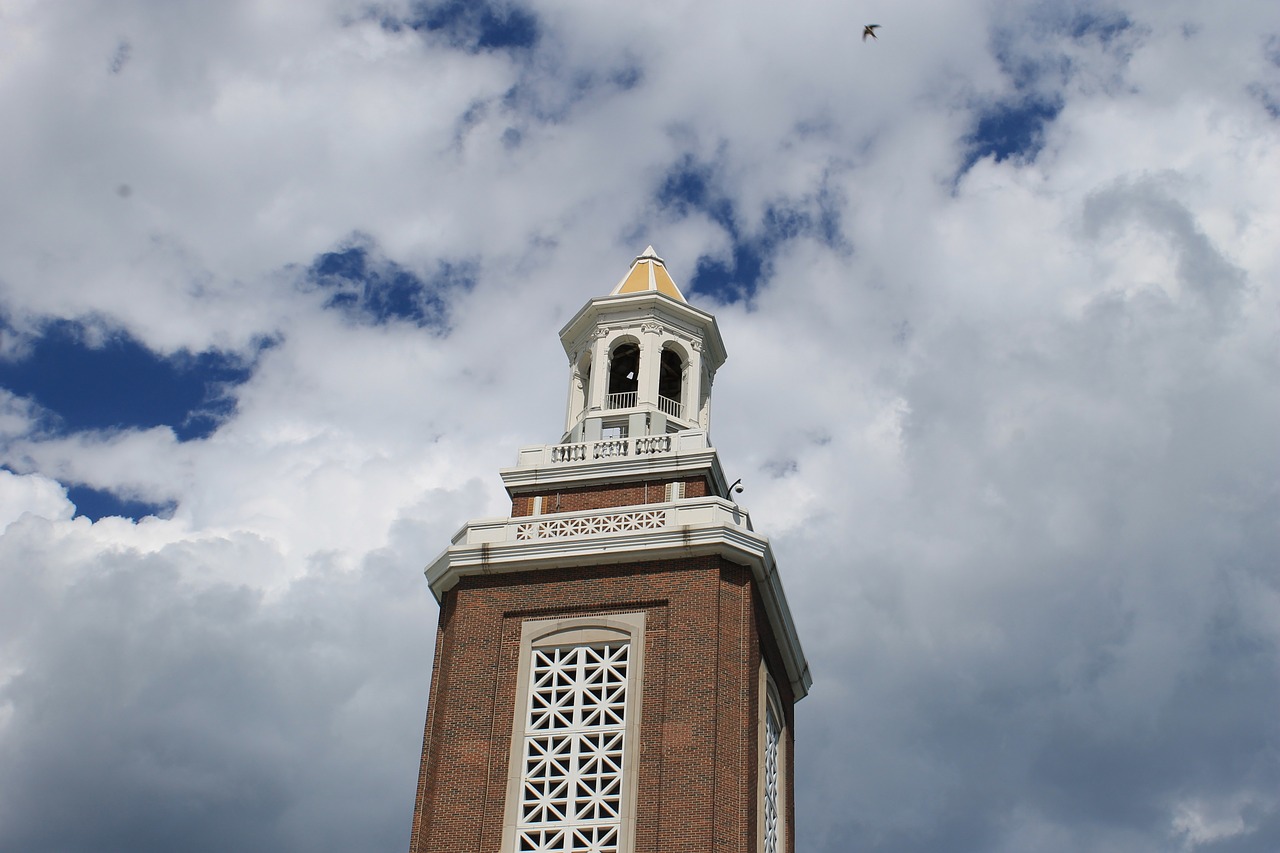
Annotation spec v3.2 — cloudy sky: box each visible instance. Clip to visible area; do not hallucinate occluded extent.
[2,0,1278,850]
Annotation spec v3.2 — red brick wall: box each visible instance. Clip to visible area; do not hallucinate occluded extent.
[407,556,795,853]
[511,476,711,517]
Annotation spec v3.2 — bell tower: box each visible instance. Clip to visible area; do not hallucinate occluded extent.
[561,246,724,443]
[408,248,811,853]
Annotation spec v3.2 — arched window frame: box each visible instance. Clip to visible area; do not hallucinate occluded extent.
[757,666,788,853]
[503,613,646,853]
[605,337,642,411]
[657,340,689,422]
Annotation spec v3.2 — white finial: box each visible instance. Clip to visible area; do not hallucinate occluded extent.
[636,245,664,264]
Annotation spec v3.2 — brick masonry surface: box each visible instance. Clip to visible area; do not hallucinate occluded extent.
[510,476,710,517]
[407,556,796,853]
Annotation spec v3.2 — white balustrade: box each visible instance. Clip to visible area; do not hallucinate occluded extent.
[605,391,637,410]
[593,439,629,459]
[518,430,710,469]
[633,435,671,455]
[550,443,588,463]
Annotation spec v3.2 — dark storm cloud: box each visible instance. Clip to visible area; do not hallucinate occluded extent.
[0,531,436,853]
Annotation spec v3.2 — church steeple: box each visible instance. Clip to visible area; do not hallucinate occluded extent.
[410,248,808,853]
[558,247,727,444]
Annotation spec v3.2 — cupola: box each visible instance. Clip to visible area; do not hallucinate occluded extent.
[558,246,727,443]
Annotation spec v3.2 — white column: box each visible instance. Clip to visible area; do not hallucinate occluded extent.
[685,343,703,426]
[565,354,591,434]
[587,331,610,414]
[639,322,663,409]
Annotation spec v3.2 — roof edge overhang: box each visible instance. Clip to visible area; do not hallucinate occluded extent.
[500,446,727,497]
[558,291,727,368]
[425,513,812,700]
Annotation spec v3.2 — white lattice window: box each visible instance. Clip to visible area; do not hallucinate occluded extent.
[758,670,787,853]
[763,704,781,853]
[507,617,644,853]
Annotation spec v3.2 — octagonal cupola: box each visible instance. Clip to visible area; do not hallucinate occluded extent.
[558,247,727,443]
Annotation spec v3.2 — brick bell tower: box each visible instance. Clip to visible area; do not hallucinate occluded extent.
[408,247,811,853]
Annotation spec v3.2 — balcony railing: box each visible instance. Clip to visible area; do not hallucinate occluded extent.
[606,391,637,409]
[548,434,673,463]
[515,430,710,468]
[658,394,683,419]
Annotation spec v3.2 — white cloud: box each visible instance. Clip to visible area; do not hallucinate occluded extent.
[0,470,73,529]
[1,0,1278,851]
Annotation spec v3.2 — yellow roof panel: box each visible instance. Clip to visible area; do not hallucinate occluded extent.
[610,246,686,302]
[653,263,682,300]
[617,263,652,295]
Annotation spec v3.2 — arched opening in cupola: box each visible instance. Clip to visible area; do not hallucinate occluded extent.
[658,346,685,420]
[607,342,639,409]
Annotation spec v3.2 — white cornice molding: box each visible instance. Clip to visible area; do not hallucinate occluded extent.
[501,448,725,493]
[425,498,812,700]
[559,292,727,370]
[501,433,728,497]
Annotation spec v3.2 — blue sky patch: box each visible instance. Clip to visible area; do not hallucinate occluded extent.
[658,156,735,231]
[1067,10,1134,44]
[0,319,260,442]
[968,8,1133,180]
[688,245,765,304]
[962,96,1062,172]
[385,0,538,53]
[653,155,845,303]
[308,243,475,330]
[66,484,174,523]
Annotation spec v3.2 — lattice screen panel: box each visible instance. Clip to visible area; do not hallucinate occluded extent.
[763,704,781,853]
[518,643,630,853]
[516,509,666,541]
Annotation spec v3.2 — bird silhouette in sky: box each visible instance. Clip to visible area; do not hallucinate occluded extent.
[862,24,881,41]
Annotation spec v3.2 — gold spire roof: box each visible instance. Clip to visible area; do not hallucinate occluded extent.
[610,245,686,302]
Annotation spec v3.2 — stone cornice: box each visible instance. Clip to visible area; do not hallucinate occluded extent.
[425,497,812,700]
[501,432,728,497]
[559,291,727,371]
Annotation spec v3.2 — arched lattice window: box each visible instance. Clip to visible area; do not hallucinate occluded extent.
[763,702,781,853]
[505,615,645,853]
[759,671,787,853]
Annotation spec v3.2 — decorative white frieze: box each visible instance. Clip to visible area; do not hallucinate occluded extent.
[427,493,810,700]
[517,509,666,541]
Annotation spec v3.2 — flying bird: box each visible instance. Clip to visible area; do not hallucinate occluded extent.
[862,24,881,41]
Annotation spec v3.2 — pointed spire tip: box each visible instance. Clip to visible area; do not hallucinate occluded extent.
[636,245,663,264]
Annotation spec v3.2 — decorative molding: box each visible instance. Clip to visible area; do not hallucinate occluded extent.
[517,509,666,541]
[504,434,724,495]
[425,497,812,700]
